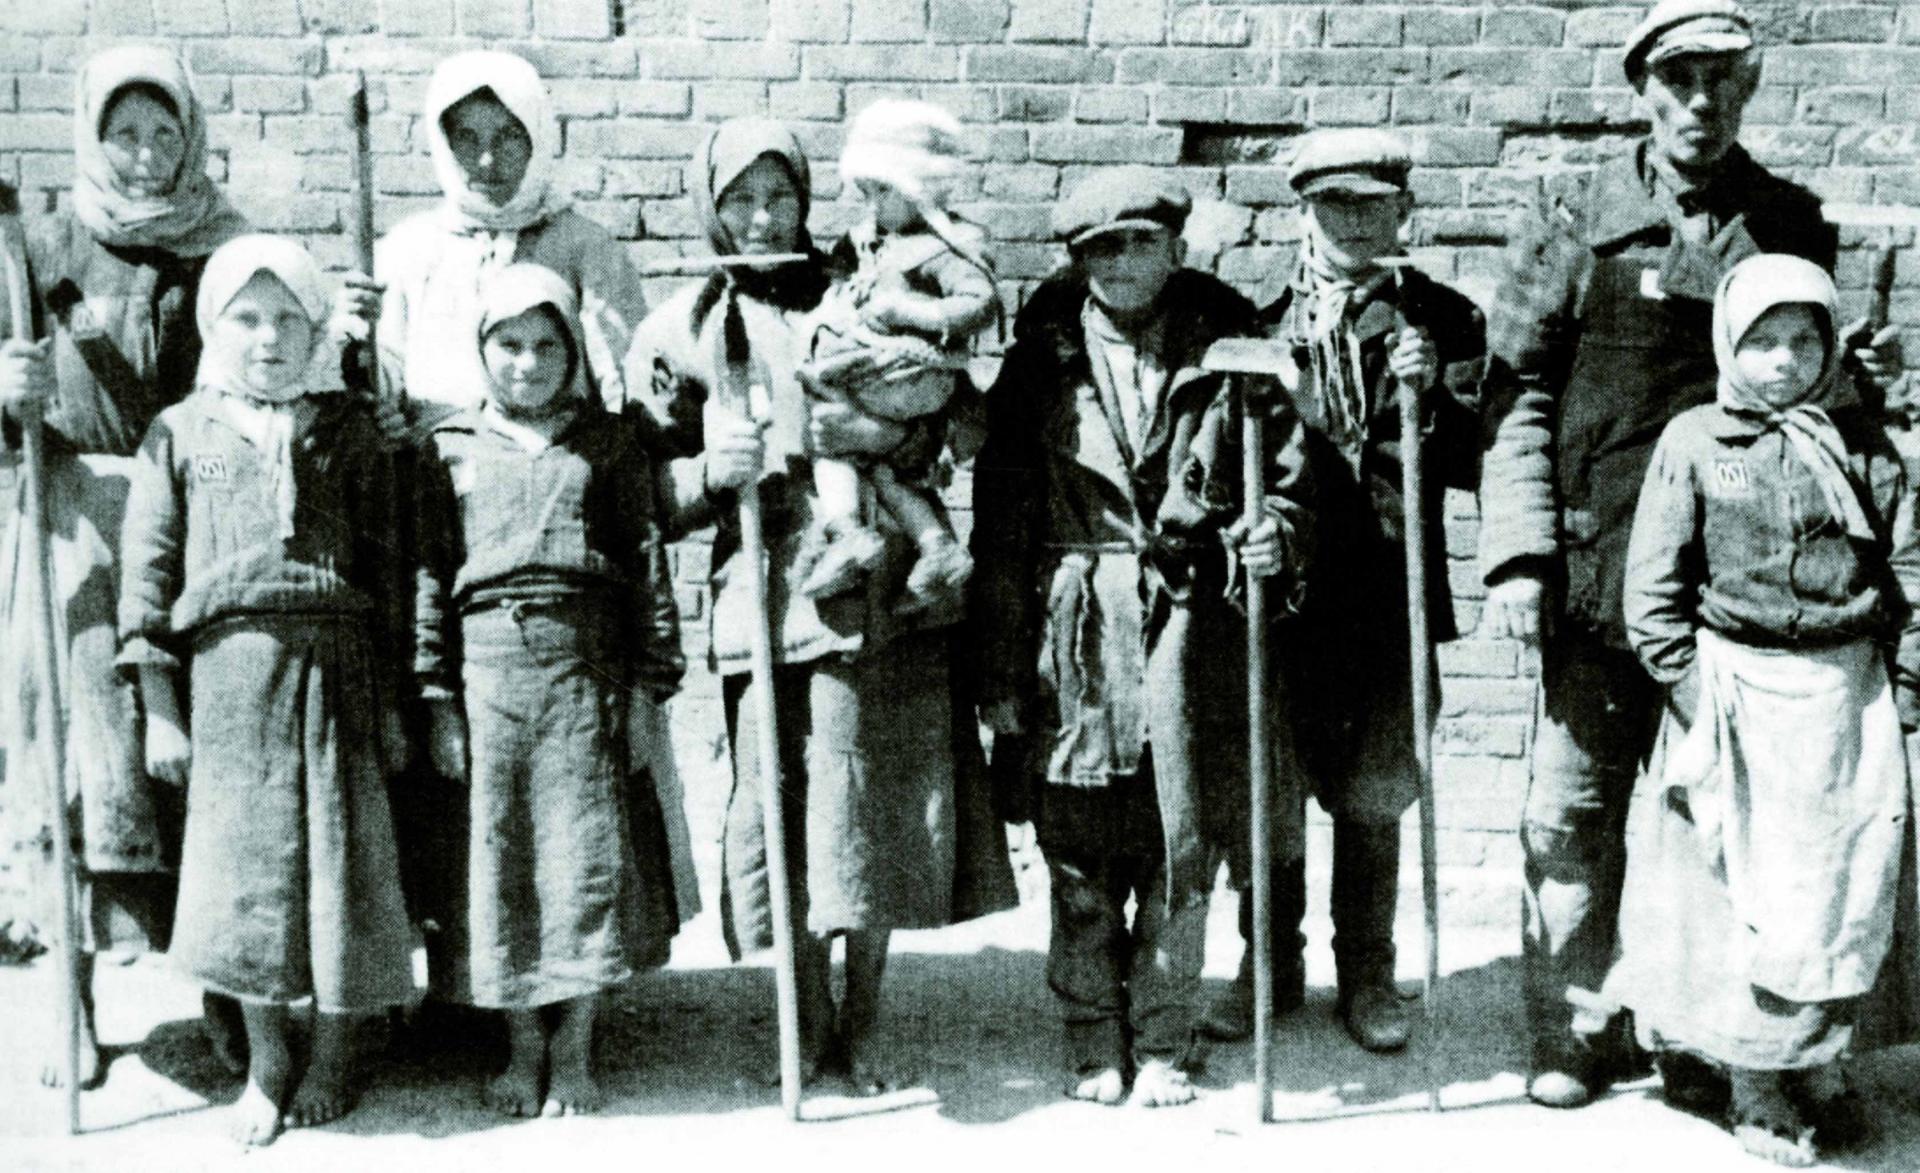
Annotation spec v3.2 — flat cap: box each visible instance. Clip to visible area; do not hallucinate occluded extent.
[1623,0,1754,85]
[1287,128,1412,198]
[1052,166,1192,245]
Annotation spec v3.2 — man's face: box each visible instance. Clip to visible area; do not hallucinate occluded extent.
[1300,190,1410,274]
[1639,52,1759,173]
[1075,226,1184,319]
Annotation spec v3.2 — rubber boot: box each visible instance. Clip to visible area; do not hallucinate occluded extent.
[1332,819,1410,1053]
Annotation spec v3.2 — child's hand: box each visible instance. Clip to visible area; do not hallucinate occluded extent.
[1841,316,1904,401]
[858,289,905,331]
[1480,572,1550,647]
[145,718,191,787]
[331,271,384,345]
[0,338,54,418]
[1388,324,1438,396]
[425,698,468,781]
[1226,514,1287,578]
[701,401,767,492]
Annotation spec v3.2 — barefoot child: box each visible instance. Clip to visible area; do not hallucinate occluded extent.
[971,167,1311,1107]
[796,99,997,609]
[1610,253,1920,1165]
[413,264,683,1116]
[117,235,414,1145]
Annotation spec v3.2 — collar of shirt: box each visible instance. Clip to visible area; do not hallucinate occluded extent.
[479,400,577,453]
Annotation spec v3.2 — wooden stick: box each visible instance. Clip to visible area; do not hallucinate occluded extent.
[1240,378,1275,1125]
[735,381,804,1120]
[2,202,83,1136]
[642,254,810,277]
[1394,278,1444,1114]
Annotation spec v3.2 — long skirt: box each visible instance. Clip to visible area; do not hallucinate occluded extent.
[0,452,176,952]
[169,615,413,1012]
[433,599,676,1008]
[1605,634,1915,1068]
[720,629,1015,959]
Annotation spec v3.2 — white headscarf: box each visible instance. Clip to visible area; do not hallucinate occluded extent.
[194,234,335,538]
[71,45,246,256]
[1712,253,1874,540]
[424,51,572,237]
[474,263,590,440]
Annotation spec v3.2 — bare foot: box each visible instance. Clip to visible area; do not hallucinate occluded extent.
[229,1004,293,1147]
[485,1009,547,1117]
[845,1056,901,1097]
[285,1014,358,1129]
[39,1033,104,1090]
[541,996,601,1117]
[1128,1059,1197,1108]
[1065,1067,1127,1106]
[485,1066,545,1117]
[229,1076,285,1147]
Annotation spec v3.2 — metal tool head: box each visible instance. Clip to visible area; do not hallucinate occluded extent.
[642,253,811,276]
[1199,337,1297,376]
[1821,203,1920,230]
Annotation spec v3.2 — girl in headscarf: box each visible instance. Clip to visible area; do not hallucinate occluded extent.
[1613,253,1920,1166]
[632,118,1015,1095]
[338,47,699,955]
[0,44,247,1087]
[118,235,413,1146]
[411,263,682,1117]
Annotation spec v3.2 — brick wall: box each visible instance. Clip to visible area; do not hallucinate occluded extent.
[2,0,1918,928]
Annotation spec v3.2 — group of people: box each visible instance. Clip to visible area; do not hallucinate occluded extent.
[1,0,1917,1164]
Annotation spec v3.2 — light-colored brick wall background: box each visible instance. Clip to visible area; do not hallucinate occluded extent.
[2,0,1917,930]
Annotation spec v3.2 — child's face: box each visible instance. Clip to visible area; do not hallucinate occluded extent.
[1300,190,1410,274]
[443,91,532,207]
[101,88,185,199]
[857,179,921,233]
[211,272,315,397]
[716,155,804,255]
[482,308,571,414]
[1075,226,1184,320]
[1732,303,1827,409]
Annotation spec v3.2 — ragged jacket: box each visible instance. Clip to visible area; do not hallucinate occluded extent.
[1256,268,1486,777]
[1477,144,1836,648]
[970,269,1313,895]
[1624,401,1920,725]
[118,389,407,690]
[411,404,684,702]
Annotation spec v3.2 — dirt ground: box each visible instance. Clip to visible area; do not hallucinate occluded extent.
[6,838,1920,1173]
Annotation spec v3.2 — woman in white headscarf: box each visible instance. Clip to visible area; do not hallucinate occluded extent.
[0,44,247,1087]
[119,234,413,1146]
[1611,253,1920,1165]
[344,50,654,423]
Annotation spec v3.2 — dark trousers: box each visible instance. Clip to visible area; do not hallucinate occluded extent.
[1035,766,1209,1076]
[1522,632,1660,1071]
[1240,818,1401,996]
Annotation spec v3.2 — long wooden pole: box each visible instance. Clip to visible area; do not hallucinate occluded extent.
[348,74,387,407]
[1395,282,1443,1114]
[1240,378,1275,1125]
[3,201,82,1136]
[736,382,804,1120]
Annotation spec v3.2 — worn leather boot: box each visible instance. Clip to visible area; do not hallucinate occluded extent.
[1332,819,1410,1054]
[1200,858,1306,1041]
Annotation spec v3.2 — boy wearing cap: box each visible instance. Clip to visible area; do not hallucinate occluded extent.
[1205,129,1486,1055]
[798,99,998,610]
[971,166,1311,1107]
[1479,0,1899,1109]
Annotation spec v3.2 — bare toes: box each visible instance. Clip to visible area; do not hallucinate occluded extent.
[483,1070,544,1118]
[228,1081,284,1147]
[1066,1067,1127,1106]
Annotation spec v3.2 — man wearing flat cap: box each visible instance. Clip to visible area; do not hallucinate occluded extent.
[970,165,1313,1108]
[1479,0,1900,1110]
[1203,129,1487,1056]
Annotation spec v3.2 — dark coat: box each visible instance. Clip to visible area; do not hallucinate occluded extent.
[970,269,1314,896]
